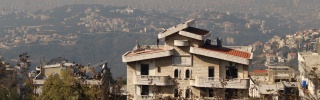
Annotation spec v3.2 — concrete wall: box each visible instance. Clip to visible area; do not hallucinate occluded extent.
[193,54,220,79]
[164,33,203,49]
[43,67,61,77]
[126,62,136,97]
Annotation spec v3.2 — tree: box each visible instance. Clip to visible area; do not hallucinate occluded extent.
[0,60,21,100]
[38,70,90,100]
[38,73,65,100]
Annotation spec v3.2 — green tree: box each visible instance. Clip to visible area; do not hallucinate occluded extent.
[38,70,90,100]
[0,61,21,100]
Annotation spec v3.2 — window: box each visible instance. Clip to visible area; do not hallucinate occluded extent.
[141,64,149,75]
[141,85,149,95]
[173,56,191,66]
[186,69,190,79]
[157,67,161,73]
[174,69,179,78]
[185,88,191,98]
[208,67,214,77]
[185,89,190,98]
[226,66,238,80]
[208,88,214,97]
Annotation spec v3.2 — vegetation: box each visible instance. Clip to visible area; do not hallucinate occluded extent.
[38,70,93,100]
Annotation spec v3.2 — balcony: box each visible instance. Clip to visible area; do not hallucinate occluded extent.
[134,75,173,86]
[191,77,249,89]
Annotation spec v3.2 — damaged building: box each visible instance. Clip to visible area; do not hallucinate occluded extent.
[122,19,253,99]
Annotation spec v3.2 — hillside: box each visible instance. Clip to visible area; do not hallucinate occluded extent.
[0,4,316,77]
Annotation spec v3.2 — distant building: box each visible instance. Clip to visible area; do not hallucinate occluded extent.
[287,52,297,61]
[265,53,277,66]
[122,19,253,99]
[249,66,298,99]
[33,57,102,95]
[263,43,272,53]
[252,41,263,51]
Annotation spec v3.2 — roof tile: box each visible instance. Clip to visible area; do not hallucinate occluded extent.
[200,45,251,59]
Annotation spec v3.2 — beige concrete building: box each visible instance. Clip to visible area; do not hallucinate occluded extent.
[122,19,253,99]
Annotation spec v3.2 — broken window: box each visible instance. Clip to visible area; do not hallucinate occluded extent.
[141,85,149,95]
[141,64,149,75]
[186,69,190,79]
[174,69,179,78]
[208,67,214,77]
[226,65,238,80]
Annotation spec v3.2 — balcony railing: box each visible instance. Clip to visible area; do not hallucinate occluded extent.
[191,77,249,89]
[134,75,173,85]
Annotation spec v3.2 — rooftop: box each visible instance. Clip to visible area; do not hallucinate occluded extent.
[125,49,167,57]
[259,83,284,94]
[43,62,75,68]
[122,45,174,62]
[158,19,194,39]
[200,45,251,59]
[282,81,298,88]
[253,70,268,73]
[267,66,292,70]
[182,27,210,35]
[299,52,320,74]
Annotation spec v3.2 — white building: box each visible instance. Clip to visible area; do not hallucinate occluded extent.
[298,51,320,99]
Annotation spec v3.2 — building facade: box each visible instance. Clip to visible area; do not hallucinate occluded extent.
[122,19,253,99]
[298,51,320,99]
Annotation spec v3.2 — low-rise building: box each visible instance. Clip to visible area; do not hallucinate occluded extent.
[249,66,298,99]
[298,51,320,99]
[265,53,277,66]
[33,57,102,95]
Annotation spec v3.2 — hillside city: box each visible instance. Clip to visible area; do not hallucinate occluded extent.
[0,1,320,100]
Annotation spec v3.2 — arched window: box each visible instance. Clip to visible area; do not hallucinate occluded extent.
[174,69,179,78]
[174,88,179,97]
[185,69,190,79]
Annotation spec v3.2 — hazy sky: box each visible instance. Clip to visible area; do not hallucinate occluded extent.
[0,0,316,12]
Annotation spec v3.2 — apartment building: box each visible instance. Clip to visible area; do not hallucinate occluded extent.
[122,19,253,99]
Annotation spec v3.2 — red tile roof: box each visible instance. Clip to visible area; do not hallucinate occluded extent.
[200,45,251,59]
[125,49,167,57]
[182,27,210,35]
